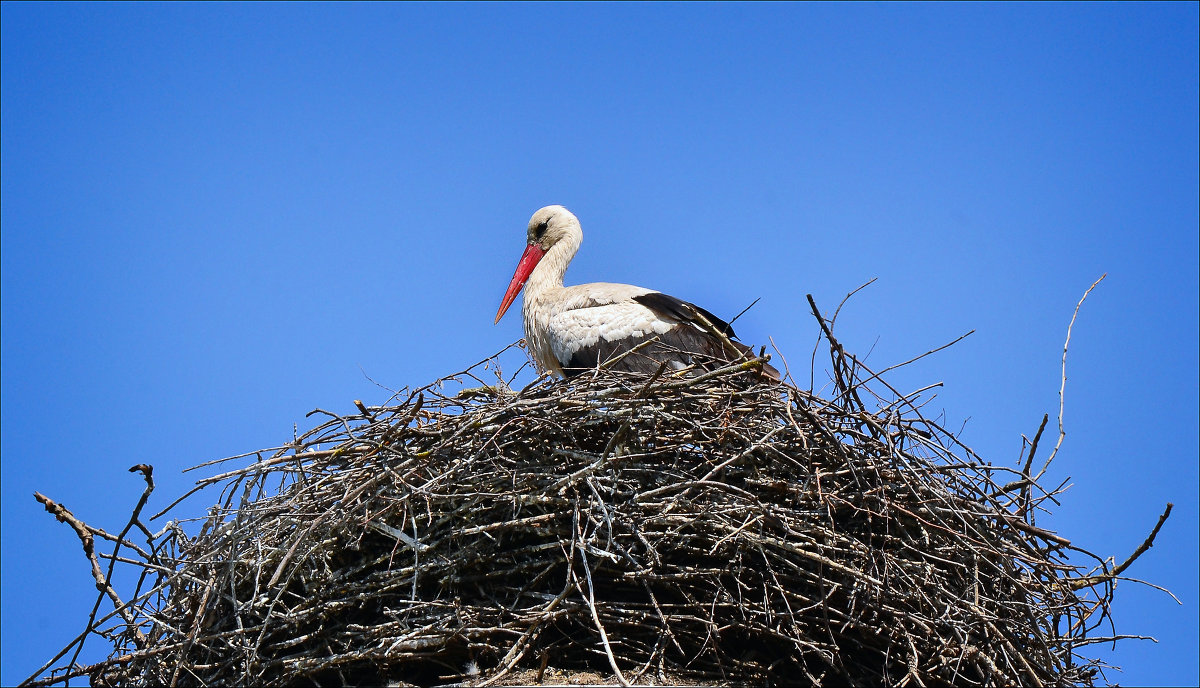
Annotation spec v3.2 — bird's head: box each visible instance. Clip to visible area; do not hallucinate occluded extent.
[495,205,582,324]
[525,204,580,252]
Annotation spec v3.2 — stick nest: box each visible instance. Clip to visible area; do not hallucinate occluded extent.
[29,325,1153,688]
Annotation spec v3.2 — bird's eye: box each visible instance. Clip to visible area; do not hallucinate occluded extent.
[535,221,549,239]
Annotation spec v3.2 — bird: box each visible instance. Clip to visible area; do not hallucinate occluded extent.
[494,205,779,380]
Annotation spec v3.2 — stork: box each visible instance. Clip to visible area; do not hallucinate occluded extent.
[494,205,779,380]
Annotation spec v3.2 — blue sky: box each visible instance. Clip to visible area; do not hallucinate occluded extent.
[2,3,1196,684]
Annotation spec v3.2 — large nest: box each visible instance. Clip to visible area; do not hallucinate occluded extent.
[26,302,1166,687]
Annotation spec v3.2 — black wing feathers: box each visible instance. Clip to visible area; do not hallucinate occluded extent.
[563,325,728,377]
[631,292,737,338]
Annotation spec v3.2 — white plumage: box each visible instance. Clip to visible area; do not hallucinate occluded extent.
[539,286,675,375]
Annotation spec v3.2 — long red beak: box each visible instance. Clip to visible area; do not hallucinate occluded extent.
[494,243,547,323]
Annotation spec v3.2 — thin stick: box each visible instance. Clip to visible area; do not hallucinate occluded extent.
[1035,274,1106,482]
[1071,503,1173,590]
[33,492,147,647]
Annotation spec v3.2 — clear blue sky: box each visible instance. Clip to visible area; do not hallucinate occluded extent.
[2,3,1196,685]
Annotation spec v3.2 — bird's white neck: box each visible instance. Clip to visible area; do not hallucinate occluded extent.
[520,227,580,377]
[522,227,581,307]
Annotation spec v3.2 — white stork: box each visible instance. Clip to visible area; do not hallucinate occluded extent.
[494,205,779,380]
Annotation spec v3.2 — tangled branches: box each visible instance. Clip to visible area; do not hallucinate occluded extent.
[25,296,1168,687]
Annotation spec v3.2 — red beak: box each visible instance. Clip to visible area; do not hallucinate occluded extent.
[494,243,547,323]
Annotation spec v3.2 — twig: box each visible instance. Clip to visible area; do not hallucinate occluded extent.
[1071,503,1173,590]
[33,492,147,647]
[1035,274,1106,483]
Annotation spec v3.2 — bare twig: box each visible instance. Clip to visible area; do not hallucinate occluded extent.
[1035,274,1107,483]
[1072,503,1174,590]
[33,491,148,649]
